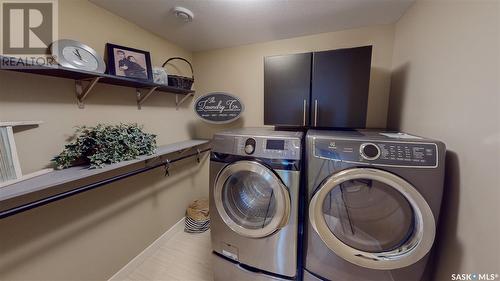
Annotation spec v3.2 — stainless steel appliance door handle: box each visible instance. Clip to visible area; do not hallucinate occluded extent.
[303,99,307,126]
[314,99,318,127]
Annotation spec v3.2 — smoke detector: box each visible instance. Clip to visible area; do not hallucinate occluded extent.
[172,7,194,22]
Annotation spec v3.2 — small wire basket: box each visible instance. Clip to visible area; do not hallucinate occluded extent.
[162,57,194,90]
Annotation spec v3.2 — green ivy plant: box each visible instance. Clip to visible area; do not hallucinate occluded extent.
[53,123,157,169]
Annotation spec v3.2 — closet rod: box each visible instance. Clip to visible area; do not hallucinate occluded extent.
[0,148,211,219]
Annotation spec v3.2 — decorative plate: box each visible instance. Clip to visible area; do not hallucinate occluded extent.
[50,39,106,73]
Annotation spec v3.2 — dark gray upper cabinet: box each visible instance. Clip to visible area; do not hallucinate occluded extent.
[264,46,372,128]
[264,53,312,126]
[311,46,372,128]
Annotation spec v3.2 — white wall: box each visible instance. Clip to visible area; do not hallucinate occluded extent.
[389,0,500,279]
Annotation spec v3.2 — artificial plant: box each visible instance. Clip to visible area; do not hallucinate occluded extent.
[53,123,157,169]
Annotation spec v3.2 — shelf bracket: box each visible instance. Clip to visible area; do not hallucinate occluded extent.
[175,93,194,110]
[136,87,159,110]
[75,77,101,109]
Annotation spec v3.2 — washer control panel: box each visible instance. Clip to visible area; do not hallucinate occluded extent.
[314,139,438,167]
[235,136,301,160]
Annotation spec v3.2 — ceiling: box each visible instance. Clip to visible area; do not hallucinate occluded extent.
[90,0,414,52]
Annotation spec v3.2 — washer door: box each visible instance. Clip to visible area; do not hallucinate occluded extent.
[309,168,435,270]
[215,161,291,238]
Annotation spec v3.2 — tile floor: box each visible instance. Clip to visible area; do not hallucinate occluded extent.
[123,230,213,281]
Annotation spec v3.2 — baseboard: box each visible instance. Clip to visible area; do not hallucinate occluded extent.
[108,217,185,281]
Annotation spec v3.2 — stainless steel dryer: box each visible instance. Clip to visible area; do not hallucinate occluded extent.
[304,130,445,281]
[210,128,303,280]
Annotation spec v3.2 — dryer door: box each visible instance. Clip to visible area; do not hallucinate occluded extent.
[309,168,435,270]
[215,160,291,238]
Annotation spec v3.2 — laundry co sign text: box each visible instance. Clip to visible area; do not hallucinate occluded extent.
[194,92,244,124]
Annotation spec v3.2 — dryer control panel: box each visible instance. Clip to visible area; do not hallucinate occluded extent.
[234,136,301,160]
[314,138,438,168]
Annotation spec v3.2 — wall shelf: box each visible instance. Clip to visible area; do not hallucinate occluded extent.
[0,55,195,109]
[0,140,211,219]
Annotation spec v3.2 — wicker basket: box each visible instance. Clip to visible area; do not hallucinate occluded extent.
[184,199,210,233]
[162,57,194,90]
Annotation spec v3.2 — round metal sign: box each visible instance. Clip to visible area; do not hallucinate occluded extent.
[194,92,244,124]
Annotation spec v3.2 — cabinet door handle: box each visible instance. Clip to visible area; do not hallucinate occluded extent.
[314,99,318,127]
[303,99,307,126]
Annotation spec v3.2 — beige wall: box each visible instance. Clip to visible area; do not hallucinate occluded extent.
[0,1,209,280]
[389,0,500,279]
[192,24,396,137]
